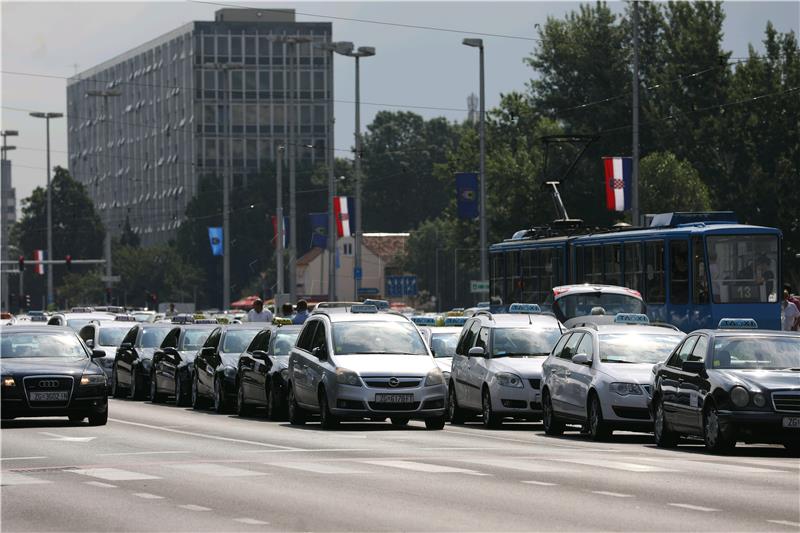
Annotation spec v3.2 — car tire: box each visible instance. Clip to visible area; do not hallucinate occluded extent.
[191,373,205,410]
[482,388,502,429]
[111,365,125,398]
[150,372,165,404]
[318,388,339,429]
[390,417,410,426]
[88,409,108,426]
[653,398,679,448]
[542,390,565,436]
[588,394,612,441]
[175,375,188,407]
[703,403,735,453]
[287,384,306,426]
[425,416,446,430]
[213,376,228,414]
[236,380,254,417]
[448,384,467,425]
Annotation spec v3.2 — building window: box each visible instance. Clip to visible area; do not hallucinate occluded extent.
[342,243,353,256]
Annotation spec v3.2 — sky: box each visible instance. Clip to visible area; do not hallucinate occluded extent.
[2,0,798,213]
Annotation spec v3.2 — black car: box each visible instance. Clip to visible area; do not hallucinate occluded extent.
[112,324,174,400]
[650,323,800,453]
[236,325,301,419]
[192,324,262,413]
[78,321,135,390]
[1,326,108,425]
[150,324,216,406]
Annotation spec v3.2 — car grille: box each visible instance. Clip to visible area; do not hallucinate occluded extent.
[772,392,800,413]
[368,401,420,411]
[23,376,74,408]
[528,379,541,390]
[364,378,422,389]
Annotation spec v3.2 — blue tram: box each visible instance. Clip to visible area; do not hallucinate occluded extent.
[489,212,782,331]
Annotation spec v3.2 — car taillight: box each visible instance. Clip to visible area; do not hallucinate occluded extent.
[624,288,642,298]
[553,288,570,297]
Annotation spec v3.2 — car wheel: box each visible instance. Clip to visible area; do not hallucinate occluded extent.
[482,388,502,429]
[287,384,306,426]
[150,372,165,404]
[425,416,446,430]
[448,384,466,425]
[213,377,228,414]
[175,375,188,407]
[703,403,735,453]
[653,398,679,448]
[588,394,612,441]
[236,380,253,417]
[542,390,564,436]
[88,409,108,426]
[390,417,410,426]
[318,388,339,429]
[68,414,85,423]
[191,373,204,410]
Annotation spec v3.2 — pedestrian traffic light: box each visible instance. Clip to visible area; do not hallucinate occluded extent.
[65,255,72,271]
[18,255,24,271]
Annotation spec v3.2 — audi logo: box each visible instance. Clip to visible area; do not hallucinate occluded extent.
[38,380,60,388]
[388,377,400,388]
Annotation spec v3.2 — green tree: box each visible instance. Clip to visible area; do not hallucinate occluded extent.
[114,244,204,308]
[638,151,712,214]
[59,270,106,307]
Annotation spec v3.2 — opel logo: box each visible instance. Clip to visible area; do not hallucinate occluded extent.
[388,377,400,388]
[38,380,59,388]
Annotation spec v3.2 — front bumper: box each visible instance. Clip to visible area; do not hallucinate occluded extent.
[2,396,107,418]
[329,382,446,419]
[719,410,800,444]
[490,381,542,419]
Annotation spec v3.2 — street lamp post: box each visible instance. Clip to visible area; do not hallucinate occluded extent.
[275,144,285,302]
[462,38,487,291]
[29,112,63,306]
[86,90,121,303]
[336,45,376,300]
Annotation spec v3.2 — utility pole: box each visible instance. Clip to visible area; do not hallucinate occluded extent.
[631,0,641,226]
[86,90,121,303]
[275,145,285,302]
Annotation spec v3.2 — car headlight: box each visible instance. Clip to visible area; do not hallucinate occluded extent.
[424,368,444,386]
[336,368,362,387]
[2,376,16,387]
[752,392,766,408]
[80,374,107,386]
[609,382,643,396]
[730,386,749,407]
[496,372,523,388]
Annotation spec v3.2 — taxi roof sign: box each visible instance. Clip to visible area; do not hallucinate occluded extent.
[718,318,758,329]
[614,313,650,324]
[350,304,378,314]
[411,316,436,326]
[362,299,389,310]
[509,303,541,314]
[444,317,467,327]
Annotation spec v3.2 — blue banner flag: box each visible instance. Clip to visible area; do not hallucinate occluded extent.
[309,212,328,248]
[208,227,223,256]
[456,172,479,219]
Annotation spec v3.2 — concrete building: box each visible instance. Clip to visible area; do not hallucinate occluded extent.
[67,8,333,245]
[1,159,16,310]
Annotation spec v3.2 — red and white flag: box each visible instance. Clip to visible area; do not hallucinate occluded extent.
[334,196,355,237]
[34,249,45,275]
[602,156,632,212]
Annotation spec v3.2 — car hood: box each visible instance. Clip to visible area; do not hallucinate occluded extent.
[599,363,654,384]
[717,369,800,391]
[335,354,436,377]
[488,357,547,377]
[0,357,91,376]
[435,357,453,373]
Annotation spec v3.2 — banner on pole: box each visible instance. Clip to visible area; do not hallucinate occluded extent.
[456,173,479,219]
[309,212,328,248]
[208,227,223,256]
[34,250,45,275]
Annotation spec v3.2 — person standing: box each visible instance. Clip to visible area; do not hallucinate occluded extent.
[247,298,273,323]
[292,300,310,325]
[781,289,799,331]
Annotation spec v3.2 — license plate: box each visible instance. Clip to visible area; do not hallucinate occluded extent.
[782,417,800,429]
[375,393,413,403]
[29,391,69,402]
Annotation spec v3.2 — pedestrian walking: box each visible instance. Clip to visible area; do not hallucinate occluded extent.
[292,300,310,325]
[247,298,273,323]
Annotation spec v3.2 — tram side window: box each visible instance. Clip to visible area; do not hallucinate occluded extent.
[707,234,779,303]
[645,241,665,304]
[538,248,555,304]
[604,244,622,286]
[508,252,522,303]
[575,247,586,283]
[584,246,603,284]
[624,242,643,293]
[692,237,709,304]
[490,253,505,305]
[670,240,690,305]
[520,249,538,303]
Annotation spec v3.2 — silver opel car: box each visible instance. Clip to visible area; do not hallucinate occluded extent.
[287,305,447,430]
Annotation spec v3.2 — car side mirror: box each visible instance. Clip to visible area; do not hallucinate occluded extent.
[468,346,485,358]
[312,346,328,361]
[85,339,95,348]
[91,349,106,359]
[571,353,591,365]
[251,350,268,361]
[681,360,706,375]
[201,346,215,356]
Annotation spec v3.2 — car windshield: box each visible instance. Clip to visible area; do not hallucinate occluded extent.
[554,292,645,322]
[140,328,171,348]
[181,328,215,351]
[132,313,154,323]
[332,322,428,355]
[492,327,561,357]
[98,327,129,347]
[599,333,684,364]
[713,336,800,370]
[430,332,459,358]
[0,331,88,358]
[272,331,300,356]
[222,329,261,353]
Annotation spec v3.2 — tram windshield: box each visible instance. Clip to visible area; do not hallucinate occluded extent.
[707,235,779,304]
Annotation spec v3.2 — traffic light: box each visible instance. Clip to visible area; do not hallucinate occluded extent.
[18,255,24,271]
[65,255,72,271]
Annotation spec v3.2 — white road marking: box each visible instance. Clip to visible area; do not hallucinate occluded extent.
[0,473,52,486]
[241,448,372,453]
[364,460,486,475]
[668,503,719,512]
[133,492,164,499]
[592,491,633,498]
[166,463,266,477]
[420,447,505,451]
[0,456,46,461]
[270,462,368,474]
[98,451,190,456]
[521,481,557,486]
[457,457,571,473]
[767,520,800,528]
[68,468,161,481]
[39,432,96,443]
[85,481,117,488]
[552,458,677,473]
[109,418,302,450]
[634,456,787,474]
[234,518,269,525]
[179,504,212,512]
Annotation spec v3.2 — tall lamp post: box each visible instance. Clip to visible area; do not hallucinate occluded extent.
[86,90,121,303]
[462,39,487,291]
[316,41,354,302]
[29,112,63,306]
[1,130,18,312]
[336,45,376,300]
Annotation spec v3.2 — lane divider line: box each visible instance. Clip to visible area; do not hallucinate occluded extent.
[592,491,634,498]
[668,503,719,512]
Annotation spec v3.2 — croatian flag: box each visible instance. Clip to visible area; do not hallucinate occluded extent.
[603,156,632,212]
[34,250,45,275]
[270,215,289,248]
[334,196,355,237]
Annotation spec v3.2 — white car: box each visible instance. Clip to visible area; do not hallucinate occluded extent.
[417,325,463,382]
[448,304,564,428]
[541,313,685,440]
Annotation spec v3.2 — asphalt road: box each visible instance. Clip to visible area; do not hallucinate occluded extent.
[2,399,799,532]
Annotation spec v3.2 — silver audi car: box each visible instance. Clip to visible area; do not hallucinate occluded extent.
[286,305,447,429]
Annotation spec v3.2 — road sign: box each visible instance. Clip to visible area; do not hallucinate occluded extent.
[470,280,489,293]
[386,275,417,297]
[100,275,121,283]
[357,287,380,295]
[353,267,362,281]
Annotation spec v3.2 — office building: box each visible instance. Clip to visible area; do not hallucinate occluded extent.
[1,159,16,310]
